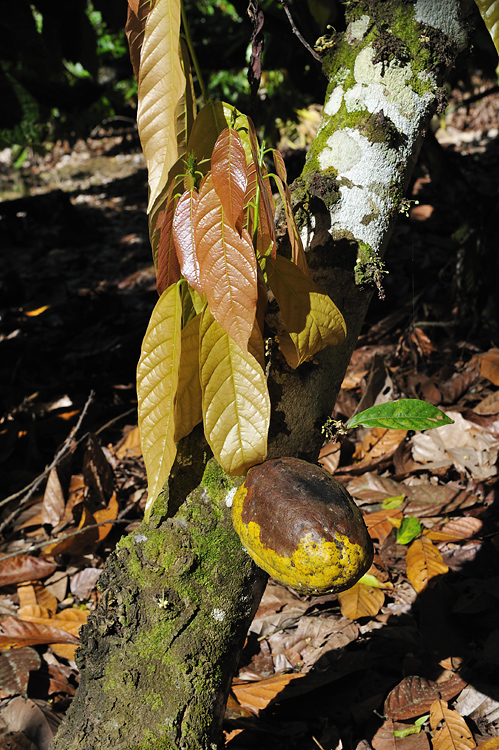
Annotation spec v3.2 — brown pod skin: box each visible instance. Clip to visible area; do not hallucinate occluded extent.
[232,457,373,595]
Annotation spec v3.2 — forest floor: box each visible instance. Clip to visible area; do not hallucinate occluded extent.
[1,74,499,750]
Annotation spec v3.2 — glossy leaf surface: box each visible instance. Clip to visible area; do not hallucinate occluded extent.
[211,127,247,227]
[199,308,270,475]
[137,283,182,519]
[347,400,454,431]
[137,0,185,212]
[195,175,258,351]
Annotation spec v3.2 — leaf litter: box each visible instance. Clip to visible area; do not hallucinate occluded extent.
[1,82,499,750]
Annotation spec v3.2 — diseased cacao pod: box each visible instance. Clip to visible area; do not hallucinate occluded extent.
[232,457,373,595]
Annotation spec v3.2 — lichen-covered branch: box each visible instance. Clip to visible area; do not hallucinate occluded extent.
[266,0,470,463]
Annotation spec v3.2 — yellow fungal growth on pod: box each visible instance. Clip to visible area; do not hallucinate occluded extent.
[232,457,373,595]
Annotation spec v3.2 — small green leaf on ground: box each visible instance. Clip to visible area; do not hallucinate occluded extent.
[397,517,422,545]
[382,495,405,510]
[346,399,454,431]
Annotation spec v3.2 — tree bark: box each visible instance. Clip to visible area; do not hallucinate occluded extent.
[51,2,471,748]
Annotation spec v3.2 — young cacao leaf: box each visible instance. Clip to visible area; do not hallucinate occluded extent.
[173,188,202,293]
[176,38,197,160]
[474,1,499,57]
[137,0,185,212]
[125,0,152,82]
[245,160,276,260]
[199,307,270,475]
[272,172,310,276]
[174,313,203,442]
[211,127,248,227]
[195,174,258,351]
[137,283,182,520]
[149,160,185,269]
[156,184,182,295]
[247,120,277,257]
[186,101,252,173]
[266,255,346,368]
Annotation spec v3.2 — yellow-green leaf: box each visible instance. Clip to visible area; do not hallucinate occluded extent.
[174,312,203,442]
[137,0,185,213]
[199,307,270,475]
[475,1,499,57]
[195,174,258,351]
[137,283,182,520]
[266,255,346,368]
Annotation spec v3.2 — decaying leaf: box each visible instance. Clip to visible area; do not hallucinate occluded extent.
[337,581,385,620]
[0,557,56,589]
[372,718,431,750]
[0,617,79,649]
[429,700,475,750]
[232,672,304,714]
[406,537,449,594]
[0,647,41,697]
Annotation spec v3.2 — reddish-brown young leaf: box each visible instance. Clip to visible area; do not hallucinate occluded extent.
[195,174,258,351]
[172,189,202,293]
[156,184,182,295]
[0,557,56,589]
[246,119,276,258]
[125,0,152,81]
[211,127,247,228]
[0,647,41,697]
[272,172,310,276]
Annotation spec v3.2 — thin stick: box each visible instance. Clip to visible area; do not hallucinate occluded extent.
[180,0,207,104]
[0,519,128,565]
[281,2,322,63]
[0,392,95,534]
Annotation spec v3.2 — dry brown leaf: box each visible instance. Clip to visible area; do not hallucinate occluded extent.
[0,647,41,698]
[364,508,404,544]
[0,557,56,589]
[114,425,142,459]
[426,517,483,543]
[475,349,499,386]
[17,607,89,637]
[70,568,102,599]
[0,617,79,649]
[341,370,368,390]
[473,392,499,415]
[225,692,256,719]
[429,699,475,750]
[17,583,58,615]
[49,644,79,661]
[354,428,408,462]
[0,695,57,750]
[337,582,385,620]
[93,492,119,542]
[406,537,449,594]
[318,441,342,475]
[41,467,65,528]
[385,675,443,720]
[232,672,304,713]
[372,718,431,750]
[57,474,85,528]
[476,738,499,750]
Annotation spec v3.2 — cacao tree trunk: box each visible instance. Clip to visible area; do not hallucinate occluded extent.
[51,2,471,748]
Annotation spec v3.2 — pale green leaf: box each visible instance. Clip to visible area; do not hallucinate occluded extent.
[199,307,270,475]
[475,0,499,57]
[266,255,346,368]
[347,399,454,431]
[382,495,405,510]
[137,283,182,520]
[137,0,185,213]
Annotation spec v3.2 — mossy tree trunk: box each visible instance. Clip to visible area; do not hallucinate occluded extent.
[51,2,471,748]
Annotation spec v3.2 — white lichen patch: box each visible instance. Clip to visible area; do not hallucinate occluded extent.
[414,0,468,50]
[225,487,237,508]
[134,533,148,543]
[318,129,399,248]
[346,15,371,44]
[324,85,344,117]
[212,608,226,622]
